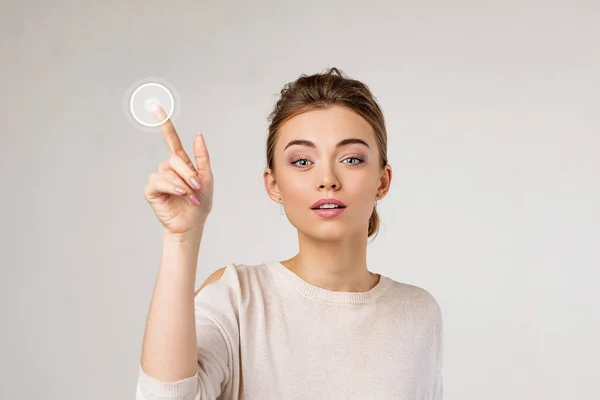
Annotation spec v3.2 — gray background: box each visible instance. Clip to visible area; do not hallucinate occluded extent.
[1,1,599,399]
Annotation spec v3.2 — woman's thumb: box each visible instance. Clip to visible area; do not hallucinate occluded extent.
[193,133,211,170]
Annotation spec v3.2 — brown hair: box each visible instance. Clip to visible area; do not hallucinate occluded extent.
[266,67,388,240]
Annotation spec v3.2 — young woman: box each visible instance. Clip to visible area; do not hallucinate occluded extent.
[137,68,443,400]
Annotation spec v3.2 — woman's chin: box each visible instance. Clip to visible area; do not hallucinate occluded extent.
[299,224,366,242]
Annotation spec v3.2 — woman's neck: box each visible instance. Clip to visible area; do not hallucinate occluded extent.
[280,231,380,292]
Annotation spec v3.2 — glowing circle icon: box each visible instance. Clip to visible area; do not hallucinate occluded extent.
[129,83,174,127]
[123,77,181,130]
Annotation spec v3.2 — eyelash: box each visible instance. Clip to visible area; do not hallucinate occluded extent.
[290,156,364,167]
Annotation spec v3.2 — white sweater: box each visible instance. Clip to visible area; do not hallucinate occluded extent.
[136,261,443,400]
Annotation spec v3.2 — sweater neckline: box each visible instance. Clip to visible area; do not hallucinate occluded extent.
[267,261,392,304]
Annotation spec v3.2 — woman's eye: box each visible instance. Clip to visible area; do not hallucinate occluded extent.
[292,158,312,167]
[343,157,364,165]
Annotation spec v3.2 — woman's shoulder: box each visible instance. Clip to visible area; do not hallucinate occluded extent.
[384,277,443,319]
[221,261,273,279]
[194,261,275,296]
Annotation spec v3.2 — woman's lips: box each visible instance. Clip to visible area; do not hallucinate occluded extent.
[312,207,346,218]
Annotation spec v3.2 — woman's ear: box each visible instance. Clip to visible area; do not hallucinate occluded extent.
[376,164,393,200]
[264,167,282,203]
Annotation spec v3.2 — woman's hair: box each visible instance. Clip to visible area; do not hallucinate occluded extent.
[266,67,388,240]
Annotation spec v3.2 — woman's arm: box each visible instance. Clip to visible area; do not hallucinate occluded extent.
[140,228,204,382]
[429,300,444,400]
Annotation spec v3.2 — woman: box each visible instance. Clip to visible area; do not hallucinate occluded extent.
[137,68,443,399]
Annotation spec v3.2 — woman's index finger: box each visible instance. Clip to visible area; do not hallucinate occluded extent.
[152,104,184,155]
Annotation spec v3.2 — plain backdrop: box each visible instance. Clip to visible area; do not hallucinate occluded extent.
[1,1,598,399]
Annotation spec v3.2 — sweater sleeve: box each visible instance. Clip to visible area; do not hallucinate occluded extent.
[428,299,444,400]
[136,265,241,400]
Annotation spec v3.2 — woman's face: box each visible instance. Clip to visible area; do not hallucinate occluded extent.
[265,105,392,241]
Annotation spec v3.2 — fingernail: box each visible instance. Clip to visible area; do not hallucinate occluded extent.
[190,176,201,190]
[189,194,201,206]
[152,103,161,113]
[175,186,186,195]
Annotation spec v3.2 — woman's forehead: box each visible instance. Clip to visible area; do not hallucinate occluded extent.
[277,106,374,148]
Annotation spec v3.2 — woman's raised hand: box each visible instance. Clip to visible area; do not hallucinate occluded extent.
[143,105,214,237]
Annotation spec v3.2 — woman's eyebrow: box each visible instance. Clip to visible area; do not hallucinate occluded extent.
[284,138,370,150]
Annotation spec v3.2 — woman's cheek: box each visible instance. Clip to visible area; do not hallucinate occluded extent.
[289,180,311,198]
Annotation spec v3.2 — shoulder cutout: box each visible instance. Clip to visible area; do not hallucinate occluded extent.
[194,267,227,297]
